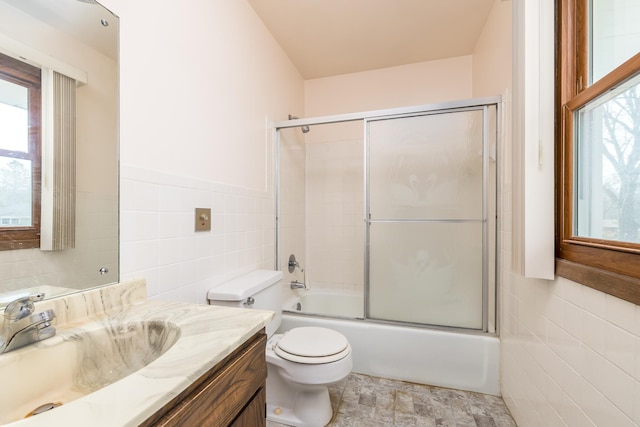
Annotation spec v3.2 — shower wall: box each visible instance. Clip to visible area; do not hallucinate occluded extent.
[278,128,306,285]
[281,55,476,302]
[306,121,364,292]
[278,99,498,332]
[279,122,365,293]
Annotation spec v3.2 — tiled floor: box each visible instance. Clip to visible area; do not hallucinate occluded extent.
[266,373,517,427]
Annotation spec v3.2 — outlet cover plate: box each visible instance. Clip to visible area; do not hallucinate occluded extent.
[195,208,211,232]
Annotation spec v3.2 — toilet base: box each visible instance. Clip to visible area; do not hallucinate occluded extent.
[266,363,334,427]
[265,388,332,427]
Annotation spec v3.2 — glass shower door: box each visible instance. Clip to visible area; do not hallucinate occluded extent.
[366,107,494,330]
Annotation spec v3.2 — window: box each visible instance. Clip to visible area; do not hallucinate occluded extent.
[557,0,640,302]
[0,53,41,250]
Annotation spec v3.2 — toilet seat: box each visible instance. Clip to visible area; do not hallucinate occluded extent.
[274,327,351,364]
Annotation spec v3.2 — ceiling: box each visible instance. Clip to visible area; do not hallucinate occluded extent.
[2,0,118,60]
[247,0,498,80]
[3,0,496,79]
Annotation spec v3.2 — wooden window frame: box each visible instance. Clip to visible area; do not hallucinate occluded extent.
[556,0,640,304]
[0,53,41,250]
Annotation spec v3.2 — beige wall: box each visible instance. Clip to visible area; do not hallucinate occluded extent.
[472,1,513,99]
[100,0,304,302]
[104,0,303,192]
[305,55,473,117]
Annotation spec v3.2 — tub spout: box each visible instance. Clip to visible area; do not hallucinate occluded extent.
[290,280,306,290]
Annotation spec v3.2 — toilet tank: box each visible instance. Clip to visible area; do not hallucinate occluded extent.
[207,270,283,336]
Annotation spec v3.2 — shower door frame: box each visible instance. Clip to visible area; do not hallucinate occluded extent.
[274,96,501,334]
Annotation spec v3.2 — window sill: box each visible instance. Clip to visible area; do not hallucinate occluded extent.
[556,258,640,306]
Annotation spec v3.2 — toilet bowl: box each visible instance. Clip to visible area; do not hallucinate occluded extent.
[265,327,352,426]
[208,270,353,427]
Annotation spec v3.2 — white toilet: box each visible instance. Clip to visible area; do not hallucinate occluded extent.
[207,270,352,427]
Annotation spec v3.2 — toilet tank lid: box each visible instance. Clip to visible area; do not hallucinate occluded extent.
[207,270,283,301]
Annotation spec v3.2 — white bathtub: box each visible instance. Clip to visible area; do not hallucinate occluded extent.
[284,290,363,318]
[280,291,500,396]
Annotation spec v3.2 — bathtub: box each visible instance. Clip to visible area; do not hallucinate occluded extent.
[281,290,500,396]
[284,290,363,318]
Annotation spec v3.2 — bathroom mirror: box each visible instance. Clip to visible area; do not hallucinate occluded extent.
[0,0,119,307]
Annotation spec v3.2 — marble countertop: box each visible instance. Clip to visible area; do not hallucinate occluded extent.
[0,280,273,427]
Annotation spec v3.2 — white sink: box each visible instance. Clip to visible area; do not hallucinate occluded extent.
[0,320,180,424]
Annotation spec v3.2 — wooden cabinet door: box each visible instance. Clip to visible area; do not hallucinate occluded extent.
[230,388,266,427]
[143,330,267,427]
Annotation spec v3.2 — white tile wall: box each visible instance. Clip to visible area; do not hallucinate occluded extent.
[278,123,365,295]
[498,60,640,422]
[120,165,275,304]
[501,262,640,426]
[278,128,307,292]
[306,138,364,293]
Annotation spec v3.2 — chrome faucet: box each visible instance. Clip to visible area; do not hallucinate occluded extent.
[290,280,306,290]
[288,254,304,273]
[0,293,56,354]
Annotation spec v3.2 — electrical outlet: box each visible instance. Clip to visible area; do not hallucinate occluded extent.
[195,208,211,232]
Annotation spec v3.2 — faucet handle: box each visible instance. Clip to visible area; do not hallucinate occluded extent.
[4,293,46,321]
[288,254,304,273]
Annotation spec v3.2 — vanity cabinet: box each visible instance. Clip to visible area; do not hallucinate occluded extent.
[141,329,267,427]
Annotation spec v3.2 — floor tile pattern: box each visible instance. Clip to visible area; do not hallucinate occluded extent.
[267,373,517,427]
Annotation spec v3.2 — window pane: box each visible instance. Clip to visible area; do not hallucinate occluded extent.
[0,156,32,227]
[591,0,640,83]
[0,79,29,153]
[575,73,640,243]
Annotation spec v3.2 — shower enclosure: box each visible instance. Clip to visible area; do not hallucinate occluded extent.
[276,98,499,333]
